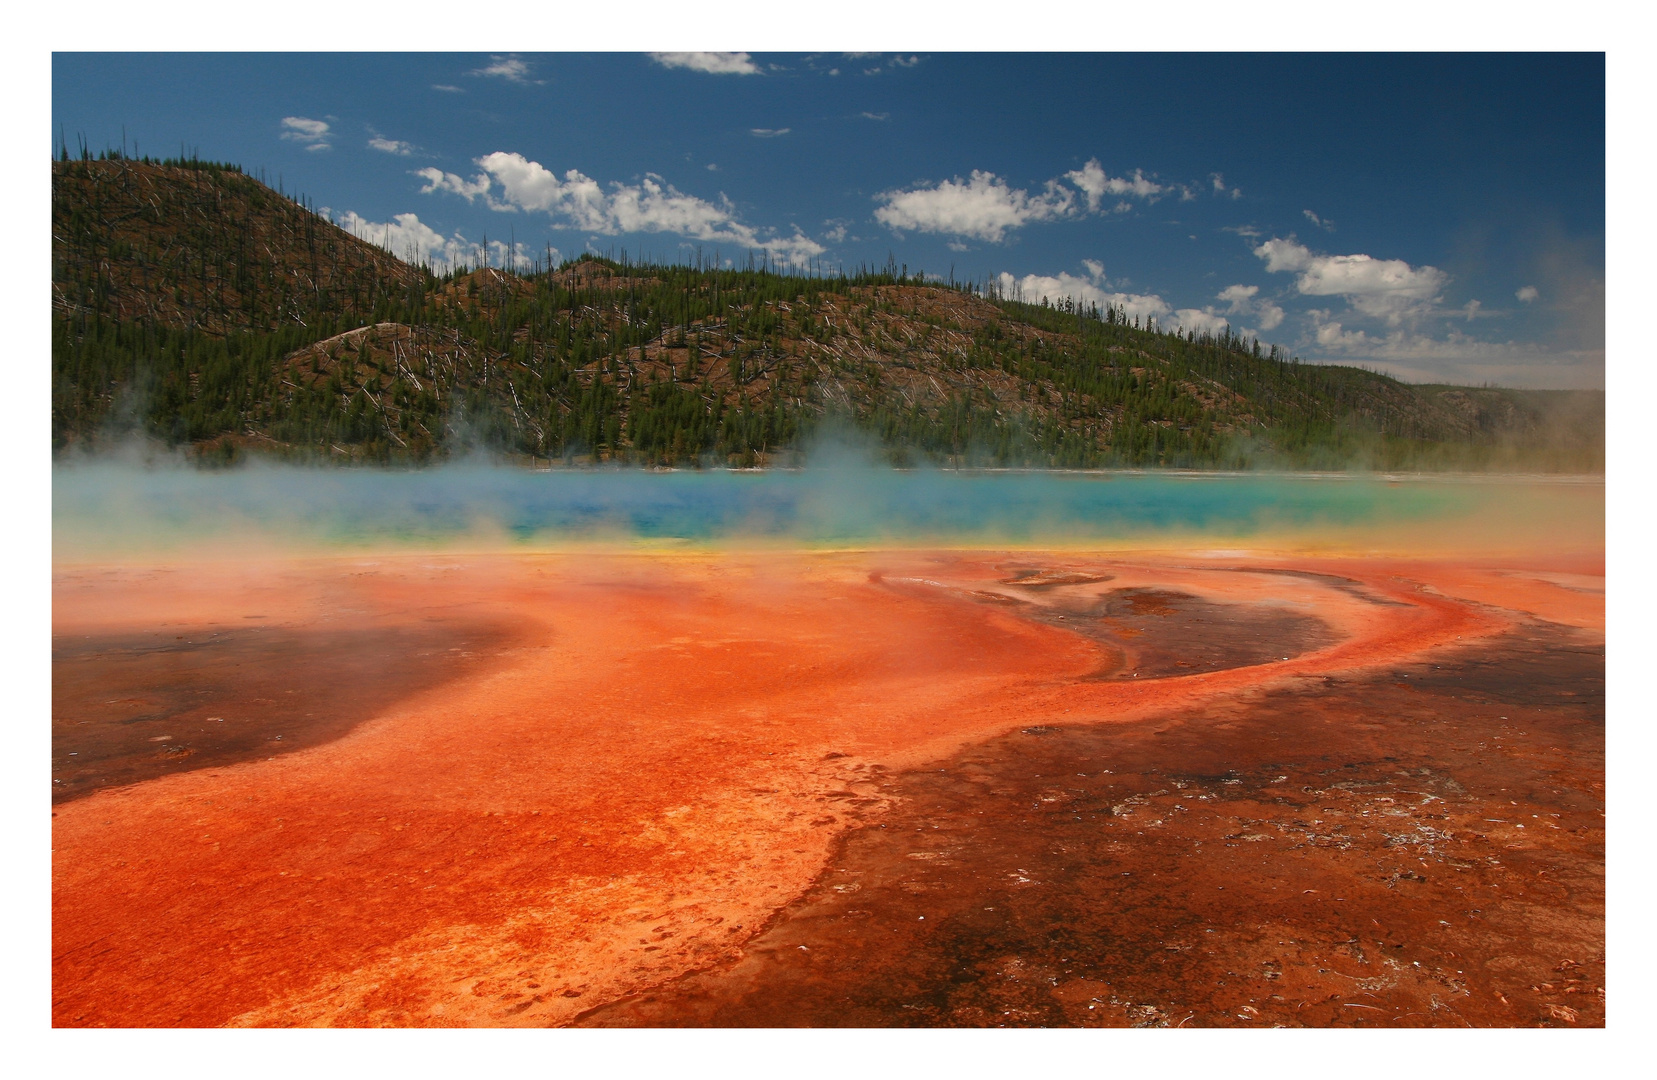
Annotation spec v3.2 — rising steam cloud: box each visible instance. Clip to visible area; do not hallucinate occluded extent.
[53,444,1579,561]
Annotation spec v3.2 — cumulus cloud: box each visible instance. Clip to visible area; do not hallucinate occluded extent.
[331,209,446,264]
[875,171,1075,243]
[994,263,1291,343]
[417,167,493,202]
[1065,159,1164,212]
[1295,253,1447,322]
[1314,319,1368,350]
[750,128,790,138]
[1255,303,1286,332]
[874,159,1175,241]
[995,262,1172,324]
[418,151,826,268]
[1253,237,1447,325]
[473,56,537,84]
[1301,313,1600,388]
[1168,307,1232,335]
[650,52,761,75]
[328,209,545,274]
[1216,283,1285,331]
[280,116,331,150]
[1254,237,1314,274]
[1517,285,1540,303]
[368,135,416,156]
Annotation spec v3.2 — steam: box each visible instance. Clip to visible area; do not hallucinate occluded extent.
[52,445,1603,561]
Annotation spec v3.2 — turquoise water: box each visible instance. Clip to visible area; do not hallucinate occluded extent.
[53,463,1591,550]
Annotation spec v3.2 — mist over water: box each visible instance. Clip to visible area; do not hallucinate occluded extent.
[52,457,1605,558]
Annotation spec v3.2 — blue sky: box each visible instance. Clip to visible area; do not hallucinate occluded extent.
[52,52,1605,389]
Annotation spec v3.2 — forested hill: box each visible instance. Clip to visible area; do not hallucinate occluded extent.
[53,155,1603,471]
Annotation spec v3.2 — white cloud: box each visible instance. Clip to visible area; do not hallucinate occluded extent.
[332,209,445,263]
[1517,285,1540,303]
[1253,238,1447,325]
[996,263,1171,324]
[281,117,329,139]
[1065,159,1164,212]
[875,170,1075,243]
[328,209,546,274]
[1169,307,1231,335]
[994,263,1292,343]
[484,239,538,273]
[1312,319,1362,349]
[1216,283,1284,331]
[368,136,415,156]
[280,117,331,149]
[1254,237,1314,274]
[751,233,827,268]
[861,111,889,121]
[750,128,790,138]
[416,167,493,202]
[419,151,826,268]
[1302,313,1600,388]
[474,56,536,84]
[871,158,1194,240]
[1302,209,1335,231]
[650,52,761,75]
[432,84,463,93]
[1294,253,1447,322]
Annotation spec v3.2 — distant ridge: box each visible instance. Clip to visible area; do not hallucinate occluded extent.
[52,156,1603,471]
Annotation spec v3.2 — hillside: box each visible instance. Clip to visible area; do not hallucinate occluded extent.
[52,156,1603,471]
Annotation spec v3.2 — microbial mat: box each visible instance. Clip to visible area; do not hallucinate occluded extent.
[51,468,1604,1027]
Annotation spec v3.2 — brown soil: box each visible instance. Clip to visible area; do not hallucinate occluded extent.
[52,158,421,334]
[50,546,1602,1028]
[578,621,1603,1028]
[53,620,513,804]
[986,580,1340,679]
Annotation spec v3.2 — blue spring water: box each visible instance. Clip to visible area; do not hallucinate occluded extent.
[53,463,1545,548]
